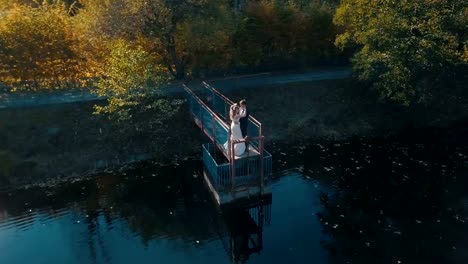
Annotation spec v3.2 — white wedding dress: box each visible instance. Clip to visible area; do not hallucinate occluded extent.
[224,115,246,157]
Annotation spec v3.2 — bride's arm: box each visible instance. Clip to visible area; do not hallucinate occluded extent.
[229,106,240,120]
[231,114,240,121]
[229,109,235,120]
[232,111,240,120]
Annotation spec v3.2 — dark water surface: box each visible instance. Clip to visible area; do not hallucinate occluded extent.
[0,161,329,264]
[1,129,468,264]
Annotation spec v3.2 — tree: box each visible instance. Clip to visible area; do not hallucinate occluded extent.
[71,0,145,81]
[0,1,85,90]
[94,39,178,121]
[176,2,236,77]
[334,0,468,105]
[143,0,235,79]
[75,0,234,79]
[233,1,338,71]
[75,0,231,122]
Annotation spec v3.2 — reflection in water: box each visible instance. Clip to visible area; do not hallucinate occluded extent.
[1,128,467,263]
[0,160,282,264]
[0,160,217,263]
[219,196,272,263]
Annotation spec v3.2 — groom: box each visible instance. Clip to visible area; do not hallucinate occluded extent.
[239,99,249,152]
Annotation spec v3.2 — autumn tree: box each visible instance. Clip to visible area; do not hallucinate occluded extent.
[75,0,235,79]
[94,39,180,122]
[73,0,234,119]
[0,1,87,90]
[175,2,236,77]
[334,0,468,105]
[71,0,148,81]
[0,0,343,92]
[141,0,236,79]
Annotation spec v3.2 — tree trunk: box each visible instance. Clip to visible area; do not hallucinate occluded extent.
[164,32,185,80]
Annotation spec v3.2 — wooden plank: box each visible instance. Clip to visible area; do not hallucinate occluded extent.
[234,146,259,160]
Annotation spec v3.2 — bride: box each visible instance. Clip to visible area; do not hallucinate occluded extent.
[224,103,246,156]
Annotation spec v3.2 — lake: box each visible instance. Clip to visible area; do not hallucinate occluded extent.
[1,129,467,264]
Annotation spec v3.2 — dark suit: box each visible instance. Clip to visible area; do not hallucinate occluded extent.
[239,107,249,138]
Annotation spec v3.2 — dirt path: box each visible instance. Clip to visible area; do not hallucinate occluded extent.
[0,67,351,109]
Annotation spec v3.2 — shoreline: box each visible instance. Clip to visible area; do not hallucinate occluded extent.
[1,77,467,188]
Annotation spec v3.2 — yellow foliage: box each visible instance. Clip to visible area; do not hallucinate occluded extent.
[0,2,91,90]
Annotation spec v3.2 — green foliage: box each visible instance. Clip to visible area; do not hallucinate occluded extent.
[334,0,468,105]
[234,1,338,70]
[175,1,237,77]
[94,40,180,121]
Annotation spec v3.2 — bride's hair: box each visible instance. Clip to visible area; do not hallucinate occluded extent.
[229,103,239,120]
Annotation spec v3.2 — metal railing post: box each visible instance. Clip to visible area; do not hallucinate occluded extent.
[259,125,264,195]
[212,116,217,158]
[200,105,203,131]
[212,89,216,112]
[230,138,236,193]
[212,115,216,143]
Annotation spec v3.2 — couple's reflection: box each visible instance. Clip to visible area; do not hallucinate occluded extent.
[217,195,272,264]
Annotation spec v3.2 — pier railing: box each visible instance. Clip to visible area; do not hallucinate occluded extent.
[184,83,272,197]
[202,81,263,151]
[201,82,268,189]
[202,143,272,190]
[183,84,231,157]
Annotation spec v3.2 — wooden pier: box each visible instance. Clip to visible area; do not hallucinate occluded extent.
[183,83,272,205]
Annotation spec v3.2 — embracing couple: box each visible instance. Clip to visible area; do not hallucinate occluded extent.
[225,99,249,157]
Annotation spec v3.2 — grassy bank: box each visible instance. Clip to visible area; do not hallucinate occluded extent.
[0,100,202,186]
